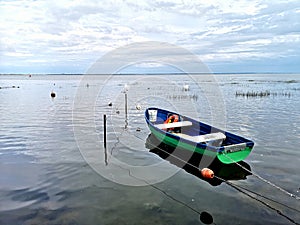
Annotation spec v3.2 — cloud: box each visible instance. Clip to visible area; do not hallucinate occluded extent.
[0,0,300,73]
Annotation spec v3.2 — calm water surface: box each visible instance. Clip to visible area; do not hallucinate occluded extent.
[0,74,299,225]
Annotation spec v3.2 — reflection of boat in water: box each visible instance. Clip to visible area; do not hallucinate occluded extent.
[145,107,254,164]
[146,134,252,186]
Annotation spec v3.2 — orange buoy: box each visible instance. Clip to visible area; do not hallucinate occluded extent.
[201,168,214,179]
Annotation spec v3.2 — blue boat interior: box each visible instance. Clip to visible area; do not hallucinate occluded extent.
[145,107,253,147]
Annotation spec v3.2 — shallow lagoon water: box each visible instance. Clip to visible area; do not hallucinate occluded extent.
[0,74,299,225]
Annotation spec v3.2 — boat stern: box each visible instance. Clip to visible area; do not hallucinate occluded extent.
[217,144,253,164]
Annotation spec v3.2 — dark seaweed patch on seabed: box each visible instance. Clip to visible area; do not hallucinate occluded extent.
[9,188,50,203]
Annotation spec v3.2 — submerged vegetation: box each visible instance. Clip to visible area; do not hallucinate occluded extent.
[0,85,20,89]
[166,94,198,101]
[284,80,298,84]
[233,78,299,98]
[235,90,292,98]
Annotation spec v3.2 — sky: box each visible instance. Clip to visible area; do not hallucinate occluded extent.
[1,0,300,74]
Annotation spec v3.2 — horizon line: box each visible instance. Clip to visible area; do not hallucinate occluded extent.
[1,72,299,75]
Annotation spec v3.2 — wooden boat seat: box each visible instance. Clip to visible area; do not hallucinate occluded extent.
[155,121,193,129]
[175,132,226,143]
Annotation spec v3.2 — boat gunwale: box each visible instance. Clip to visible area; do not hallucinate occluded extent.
[145,107,254,163]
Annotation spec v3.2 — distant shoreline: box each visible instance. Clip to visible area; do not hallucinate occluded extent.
[1,72,299,76]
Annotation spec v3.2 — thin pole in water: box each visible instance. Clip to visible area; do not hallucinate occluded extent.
[125,92,128,129]
[103,114,108,165]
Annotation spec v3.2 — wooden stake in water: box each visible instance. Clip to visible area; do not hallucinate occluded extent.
[125,92,128,129]
[103,114,108,165]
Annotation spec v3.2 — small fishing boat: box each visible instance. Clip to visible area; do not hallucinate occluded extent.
[146,133,252,186]
[145,107,254,164]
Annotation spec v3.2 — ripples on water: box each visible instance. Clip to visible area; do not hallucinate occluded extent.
[0,74,299,225]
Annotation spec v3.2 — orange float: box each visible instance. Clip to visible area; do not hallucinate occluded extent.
[201,168,214,179]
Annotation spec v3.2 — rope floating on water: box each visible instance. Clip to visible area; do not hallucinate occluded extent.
[138,135,300,224]
[105,116,299,224]
[221,153,300,200]
[214,174,300,225]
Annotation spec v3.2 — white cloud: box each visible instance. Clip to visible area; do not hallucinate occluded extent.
[135,62,164,68]
[0,0,300,73]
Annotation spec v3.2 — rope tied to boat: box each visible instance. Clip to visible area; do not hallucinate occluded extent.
[142,137,300,225]
[110,125,300,224]
[221,153,300,200]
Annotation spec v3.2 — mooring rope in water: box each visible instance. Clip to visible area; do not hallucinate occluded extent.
[113,138,299,225]
[222,153,300,200]
[106,127,210,220]
[110,161,213,224]
[214,175,300,225]
[114,159,223,224]
[225,182,300,213]
[129,134,300,224]
[134,132,300,206]
[107,124,299,224]
[103,107,299,223]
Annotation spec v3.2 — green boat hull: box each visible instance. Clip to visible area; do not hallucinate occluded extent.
[149,125,252,164]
